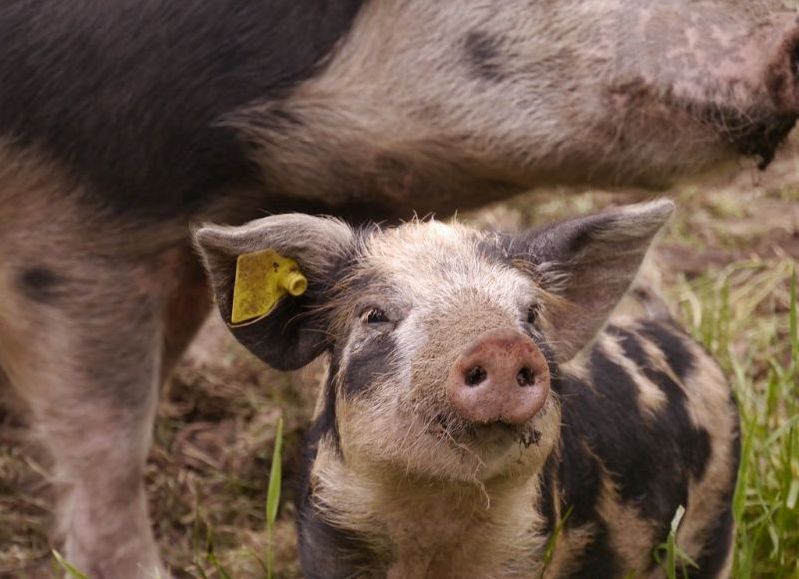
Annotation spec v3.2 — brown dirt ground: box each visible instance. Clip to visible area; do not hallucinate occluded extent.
[2,143,798,578]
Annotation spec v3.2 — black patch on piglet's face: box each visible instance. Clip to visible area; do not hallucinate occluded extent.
[339,328,401,399]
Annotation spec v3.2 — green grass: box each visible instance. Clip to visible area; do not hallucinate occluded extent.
[194,416,285,579]
[539,506,573,578]
[52,550,88,579]
[654,505,698,579]
[673,260,799,578]
[265,418,284,579]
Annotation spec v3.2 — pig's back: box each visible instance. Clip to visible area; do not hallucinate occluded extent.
[541,318,738,579]
[0,0,364,219]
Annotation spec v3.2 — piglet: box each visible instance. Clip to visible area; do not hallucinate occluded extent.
[195,200,739,579]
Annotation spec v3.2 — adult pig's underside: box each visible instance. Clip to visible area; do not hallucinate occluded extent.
[0,1,797,577]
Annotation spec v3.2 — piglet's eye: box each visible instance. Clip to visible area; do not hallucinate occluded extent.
[361,308,390,324]
[526,304,541,324]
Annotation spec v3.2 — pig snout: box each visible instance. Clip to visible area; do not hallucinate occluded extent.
[446,329,550,425]
[767,25,799,115]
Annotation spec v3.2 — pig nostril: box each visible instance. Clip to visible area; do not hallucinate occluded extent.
[516,367,534,387]
[464,366,487,387]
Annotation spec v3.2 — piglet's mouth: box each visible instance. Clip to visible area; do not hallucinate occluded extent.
[429,413,542,449]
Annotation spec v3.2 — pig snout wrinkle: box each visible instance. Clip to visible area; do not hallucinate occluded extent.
[446,329,549,425]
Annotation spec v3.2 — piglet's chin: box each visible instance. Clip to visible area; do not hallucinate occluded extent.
[431,416,537,450]
[474,422,543,450]
[422,400,560,482]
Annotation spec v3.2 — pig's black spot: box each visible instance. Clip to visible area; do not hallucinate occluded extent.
[520,428,541,447]
[555,337,718,558]
[297,360,373,577]
[295,371,341,561]
[607,324,712,480]
[688,505,735,579]
[0,0,366,219]
[637,320,696,379]
[610,325,713,479]
[297,507,371,579]
[17,266,64,303]
[686,426,712,480]
[690,418,739,578]
[607,325,650,367]
[638,362,711,484]
[586,348,690,524]
[552,375,602,525]
[340,333,399,397]
[537,461,558,536]
[563,520,618,579]
[463,31,508,82]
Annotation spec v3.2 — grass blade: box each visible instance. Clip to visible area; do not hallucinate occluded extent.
[52,550,88,579]
[265,417,284,579]
[790,268,797,385]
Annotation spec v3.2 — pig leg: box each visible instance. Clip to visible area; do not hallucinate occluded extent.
[0,257,171,578]
[159,246,214,383]
[0,146,216,577]
[0,247,212,578]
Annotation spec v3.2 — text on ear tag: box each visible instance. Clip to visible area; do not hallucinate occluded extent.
[230,249,308,324]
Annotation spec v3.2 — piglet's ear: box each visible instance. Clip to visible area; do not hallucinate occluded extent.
[193,214,354,371]
[518,200,674,362]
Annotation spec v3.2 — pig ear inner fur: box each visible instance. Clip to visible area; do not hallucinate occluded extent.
[192,213,354,370]
[518,200,674,362]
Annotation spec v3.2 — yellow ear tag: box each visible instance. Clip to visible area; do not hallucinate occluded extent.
[230,249,308,326]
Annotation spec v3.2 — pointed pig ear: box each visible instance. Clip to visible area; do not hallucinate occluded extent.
[193,214,355,370]
[514,200,674,361]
